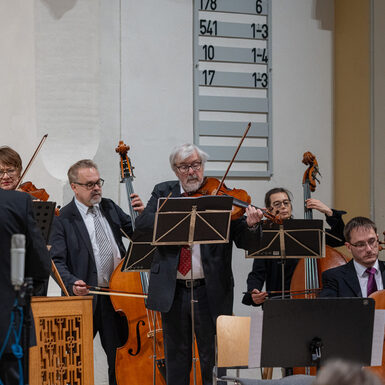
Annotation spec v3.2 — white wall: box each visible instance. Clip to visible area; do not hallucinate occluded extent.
[1,0,334,383]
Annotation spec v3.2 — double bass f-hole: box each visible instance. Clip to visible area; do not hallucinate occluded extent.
[128,320,145,356]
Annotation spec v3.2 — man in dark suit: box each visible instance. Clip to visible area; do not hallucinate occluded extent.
[242,187,347,306]
[320,216,384,297]
[135,144,263,385]
[0,188,50,385]
[49,159,143,385]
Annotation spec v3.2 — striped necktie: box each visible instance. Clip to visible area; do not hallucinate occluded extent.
[88,206,114,281]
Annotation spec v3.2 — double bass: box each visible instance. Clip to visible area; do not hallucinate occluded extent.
[109,141,166,385]
[290,151,349,297]
[290,152,349,375]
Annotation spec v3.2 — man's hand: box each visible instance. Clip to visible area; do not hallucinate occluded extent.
[73,280,89,296]
[130,193,145,214]
[250,288,268,305]
[246,206,264,227]
[305,198,333,217]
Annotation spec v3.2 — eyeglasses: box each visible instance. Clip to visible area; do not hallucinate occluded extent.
[349,237,378,250]
[271,199,291,209]
[175,162,202,174]
[73,178,104,190]
[0,168,18,178]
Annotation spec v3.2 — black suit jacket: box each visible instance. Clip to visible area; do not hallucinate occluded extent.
[320,259,385,297]
[49,198,132,298]
[135,180,261,322]
[0,189,50,352]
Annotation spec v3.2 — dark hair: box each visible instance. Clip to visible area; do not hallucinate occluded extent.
[67,159,98,184]
[344,217,377,242]
[343,217,377,243]
[0,146,22,172]
[264,187,292,208]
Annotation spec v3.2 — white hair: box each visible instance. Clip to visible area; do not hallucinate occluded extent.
[169,144,209,172]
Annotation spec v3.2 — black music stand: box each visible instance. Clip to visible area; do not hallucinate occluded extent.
[32,201,56,243]
[247,219,324,297]
[248,298,376,369]
[152,195,233,385]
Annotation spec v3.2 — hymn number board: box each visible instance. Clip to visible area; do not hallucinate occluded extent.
[193,0,272,177]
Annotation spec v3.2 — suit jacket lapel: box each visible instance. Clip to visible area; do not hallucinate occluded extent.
[69,199,95,259]
[171,182,182,197]
[343,260,362,297]
[379,261,385,288]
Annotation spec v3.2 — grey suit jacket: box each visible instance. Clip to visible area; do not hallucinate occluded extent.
[135,180,261,322]
[320,259,385,297]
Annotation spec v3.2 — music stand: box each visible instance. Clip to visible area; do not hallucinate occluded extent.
[152,195,233,385]
[32,201,56,243]
[248,298,378,369]
[247,219,324,297]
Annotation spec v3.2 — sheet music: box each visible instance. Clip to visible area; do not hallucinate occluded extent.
[248,310,263,368]
[371,309,385,366]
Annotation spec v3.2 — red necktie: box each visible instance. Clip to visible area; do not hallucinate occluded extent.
[178,246,191,276]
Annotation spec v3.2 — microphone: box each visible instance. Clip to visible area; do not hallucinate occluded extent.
[11,234,26,290]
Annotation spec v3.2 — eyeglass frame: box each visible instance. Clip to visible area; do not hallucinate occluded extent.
[271,199,292,209]
[72,178,105,190]
[348,237,378,250]
[0,168,19,178]
[175,161,202,174]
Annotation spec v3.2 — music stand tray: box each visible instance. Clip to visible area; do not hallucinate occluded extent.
[249,298,375,368]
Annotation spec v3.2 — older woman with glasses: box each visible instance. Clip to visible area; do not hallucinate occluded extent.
[242,187,347,306]
[0,146,23,190]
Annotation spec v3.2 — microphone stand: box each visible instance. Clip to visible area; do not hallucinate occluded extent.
[20,277,34,385]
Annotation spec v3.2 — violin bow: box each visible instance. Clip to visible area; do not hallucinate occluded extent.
[51,259,70,297]
[214,122,251,195]
[16,134,48,189]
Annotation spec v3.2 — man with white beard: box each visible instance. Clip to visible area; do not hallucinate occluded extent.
[135,144,263,385]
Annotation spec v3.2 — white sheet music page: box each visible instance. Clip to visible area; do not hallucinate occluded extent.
[248,310,263,368]
[371,309,385,366]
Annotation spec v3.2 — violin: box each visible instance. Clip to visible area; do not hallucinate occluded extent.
[186,123,280,225]
[14,134,59,215]
[191,177,281,224]
[19,181,50,201]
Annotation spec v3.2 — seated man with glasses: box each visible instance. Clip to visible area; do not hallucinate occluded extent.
[49,159,144,385]
[0,146,23,190]
[135,143,263,385]
[320,216,384,297]
[242,187,346,306]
